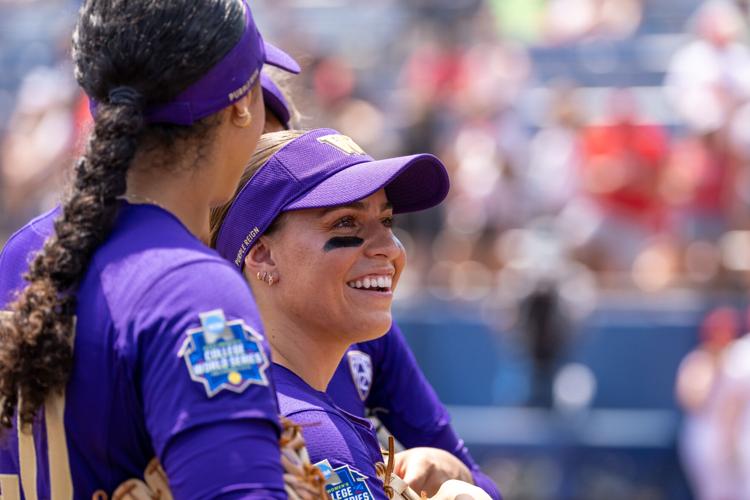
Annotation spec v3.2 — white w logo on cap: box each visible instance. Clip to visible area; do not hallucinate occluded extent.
[317,134,366,156]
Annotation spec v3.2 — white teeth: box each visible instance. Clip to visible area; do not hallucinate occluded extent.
[347,276,393,290]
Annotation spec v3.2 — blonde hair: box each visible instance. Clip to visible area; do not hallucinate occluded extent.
[209,129,307,248]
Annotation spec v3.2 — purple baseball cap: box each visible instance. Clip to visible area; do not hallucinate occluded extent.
[261,72,291,129]
[215,128,450,268]
[90,0,300,125]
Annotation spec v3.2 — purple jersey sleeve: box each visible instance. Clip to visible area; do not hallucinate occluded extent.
[360,325,501,499]
[0,207,59,308]
[131,260,286,499]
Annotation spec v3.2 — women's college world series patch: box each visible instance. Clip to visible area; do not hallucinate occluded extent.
[315,459,374,500]
[179,309,269,397]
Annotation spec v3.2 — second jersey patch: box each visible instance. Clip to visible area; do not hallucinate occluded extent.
[315,459,374,500]
[347,350,373,401]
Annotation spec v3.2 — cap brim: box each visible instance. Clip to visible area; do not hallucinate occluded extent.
[261,72,291,127]
[284,154,450,214]
[264,42,300,74]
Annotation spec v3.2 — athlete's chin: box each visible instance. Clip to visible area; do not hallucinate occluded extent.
[346,310,392,343]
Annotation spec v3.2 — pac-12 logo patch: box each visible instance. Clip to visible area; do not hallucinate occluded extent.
[315,459,374,500]
[347,350,372,401]
[179,309,269,397]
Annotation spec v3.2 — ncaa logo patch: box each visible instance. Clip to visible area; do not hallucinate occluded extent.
[179,309,269,397]
[315,459,374,500]
[347,350,372,401]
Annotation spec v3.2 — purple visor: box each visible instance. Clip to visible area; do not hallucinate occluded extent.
[90,0,299,125]
[215,128,450,268]
[261,72,291,129]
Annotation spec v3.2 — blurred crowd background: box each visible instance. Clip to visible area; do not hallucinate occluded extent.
[3,0,750,498]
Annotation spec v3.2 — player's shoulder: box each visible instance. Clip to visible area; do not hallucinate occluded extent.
[0,205,59,260]
[276,388,363,468]
[94,204,239,290]
[275,365,376,434]
[274,365,345,418]
[0,206,61,305]
[86,204,252,324]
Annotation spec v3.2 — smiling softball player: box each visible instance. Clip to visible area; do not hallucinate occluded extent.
[246,72,501,499]
[210,128,491,500]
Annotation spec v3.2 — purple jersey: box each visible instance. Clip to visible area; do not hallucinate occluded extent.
[0,203,285,499]
[329,326,501,499]
[274,364,388,500]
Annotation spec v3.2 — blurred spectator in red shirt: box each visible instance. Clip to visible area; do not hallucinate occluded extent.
[581,88,668,230]
[578,88,669,272]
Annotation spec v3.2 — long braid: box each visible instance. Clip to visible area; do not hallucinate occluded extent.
[0,96,144,428]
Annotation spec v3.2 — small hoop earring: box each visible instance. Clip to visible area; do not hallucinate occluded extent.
[256,271,268,282]
[235,108,252,128]
[266,274,276,286]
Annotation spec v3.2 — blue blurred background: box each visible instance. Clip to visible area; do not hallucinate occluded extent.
[3,0,750,498]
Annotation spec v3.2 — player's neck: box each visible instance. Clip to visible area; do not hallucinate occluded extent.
[264,315,348,392]
[126,151,219,241]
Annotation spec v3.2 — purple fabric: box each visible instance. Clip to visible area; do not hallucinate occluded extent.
[0,206,59,308]
[329,325,502,500]
[273,363,389,500]
[89,0,299,125]
[262,43,300,78]
[0,203,286,498]
[214,128,449,268]
[261,72,291,128]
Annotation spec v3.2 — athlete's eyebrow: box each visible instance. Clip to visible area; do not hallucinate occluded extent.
[321,201,393,214]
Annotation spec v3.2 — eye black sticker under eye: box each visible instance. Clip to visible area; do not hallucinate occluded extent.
[324,236,364,252]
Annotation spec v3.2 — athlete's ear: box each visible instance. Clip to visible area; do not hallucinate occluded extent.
[242,236,277,283]
[230,88,255,128]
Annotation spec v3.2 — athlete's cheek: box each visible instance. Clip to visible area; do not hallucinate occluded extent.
[393,234,405,252]
[323,236,364,252]
[390,239,407,291]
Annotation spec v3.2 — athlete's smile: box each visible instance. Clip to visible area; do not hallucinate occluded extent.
[346,273,394,292]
